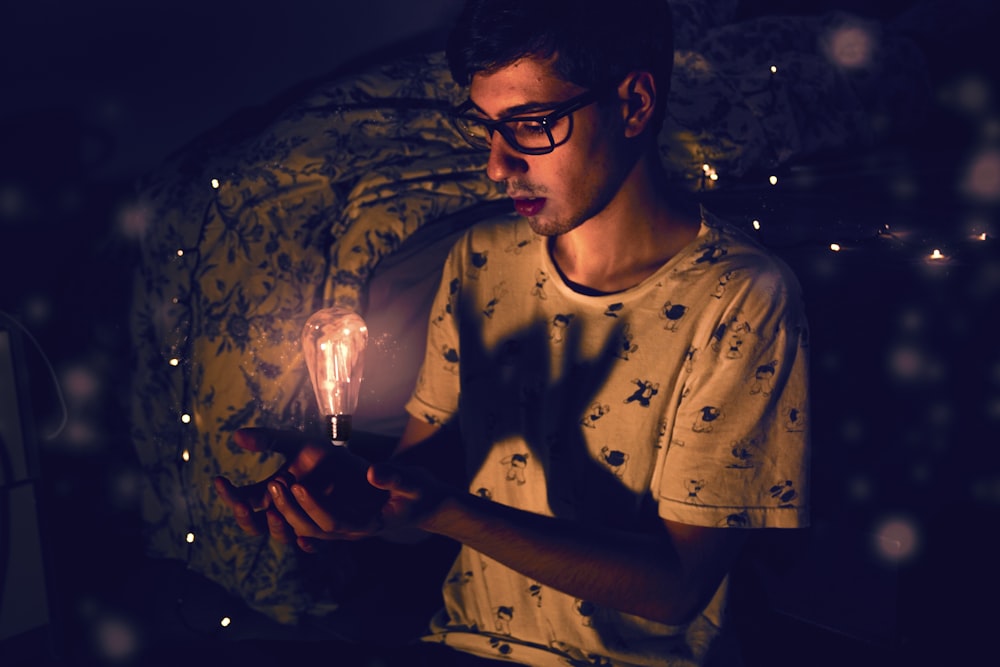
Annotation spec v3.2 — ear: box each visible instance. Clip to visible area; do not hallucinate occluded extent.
[617,71,657,139]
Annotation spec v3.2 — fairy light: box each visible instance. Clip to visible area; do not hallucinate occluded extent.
[168,357,180,367]
[176,249,184,257]
[210,178,220,189]
[770,65,778,74]
[700,163,719,185]
[185,532,195,544]
[752,219,761,230]
[180,413,191,424]
[769,175,779,186]
[928,248,945,260]
[181,449,190,462]
[220,617,232,628]
[830,243,842,252]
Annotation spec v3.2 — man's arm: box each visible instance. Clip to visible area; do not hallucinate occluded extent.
[415,479,748,626]
[266,415,748,625]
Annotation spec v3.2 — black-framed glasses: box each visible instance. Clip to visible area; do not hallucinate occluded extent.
[451,89,602,155]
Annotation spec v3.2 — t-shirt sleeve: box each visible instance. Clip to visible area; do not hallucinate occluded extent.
[655,264,811,529]
[404,236,465,427]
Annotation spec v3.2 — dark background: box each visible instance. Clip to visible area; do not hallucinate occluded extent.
[2,1,998,665]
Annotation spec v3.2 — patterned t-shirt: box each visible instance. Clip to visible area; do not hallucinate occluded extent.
[405,208,810,666]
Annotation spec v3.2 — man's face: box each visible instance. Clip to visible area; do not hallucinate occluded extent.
[468,56,632,237]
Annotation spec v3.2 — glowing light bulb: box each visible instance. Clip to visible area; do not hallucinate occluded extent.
[302,307,368,445]
[830,243,842,252]
[929,249,945,260]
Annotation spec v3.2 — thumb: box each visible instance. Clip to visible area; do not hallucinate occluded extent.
[368,463,407,491]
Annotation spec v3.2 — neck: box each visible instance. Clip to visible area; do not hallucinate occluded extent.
[550,152,701,294]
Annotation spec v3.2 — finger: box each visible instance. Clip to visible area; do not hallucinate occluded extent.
[289,483,339,533]
[265,508,296,544]
[268,480,323,537]
[214,474,272,512]
[297,536,325,553]
[368,463,416,497]
[213,476,267,536]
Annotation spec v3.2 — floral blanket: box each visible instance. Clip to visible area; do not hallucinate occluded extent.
[130,1,928,627]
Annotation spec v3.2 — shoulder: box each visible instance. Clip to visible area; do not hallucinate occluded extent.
[448,214,539,266]
[700,211,801,290]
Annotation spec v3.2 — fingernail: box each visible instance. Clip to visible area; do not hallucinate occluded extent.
[269,482,280,497]
[292,485,305,500]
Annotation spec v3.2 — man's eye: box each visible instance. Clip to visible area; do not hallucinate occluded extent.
[512,120,548,135]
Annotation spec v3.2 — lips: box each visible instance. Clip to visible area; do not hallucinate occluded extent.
[513,197,546,217]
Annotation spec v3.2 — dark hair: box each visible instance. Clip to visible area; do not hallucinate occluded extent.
[446,0,674,128]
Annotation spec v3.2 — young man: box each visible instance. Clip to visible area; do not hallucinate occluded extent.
[217,1,810,664]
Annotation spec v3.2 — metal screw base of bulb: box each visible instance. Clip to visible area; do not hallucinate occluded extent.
[325,414,352,445]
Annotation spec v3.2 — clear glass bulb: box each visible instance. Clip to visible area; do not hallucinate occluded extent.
[302,307,368,445]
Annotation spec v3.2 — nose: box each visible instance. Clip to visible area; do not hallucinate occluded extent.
[485,132,527,183]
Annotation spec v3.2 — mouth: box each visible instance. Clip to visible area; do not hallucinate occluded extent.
[512,197,546,217]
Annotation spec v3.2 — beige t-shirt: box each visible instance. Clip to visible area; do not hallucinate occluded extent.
[406,210,810,666]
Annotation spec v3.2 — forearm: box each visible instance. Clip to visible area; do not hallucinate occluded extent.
[420,491,710,625]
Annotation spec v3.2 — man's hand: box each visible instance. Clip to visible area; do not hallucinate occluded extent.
[213,427,389,549]
[265,457,452,551]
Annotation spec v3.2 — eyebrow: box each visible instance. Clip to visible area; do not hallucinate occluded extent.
[464,99,565,119]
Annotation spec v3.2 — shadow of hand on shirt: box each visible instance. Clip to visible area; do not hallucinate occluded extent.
[456,301,662,533]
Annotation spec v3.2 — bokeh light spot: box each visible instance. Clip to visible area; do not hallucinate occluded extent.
[825,24,876,69]
[116,200,153,240]
[63,365,101,401]
[872,516,920,564]
[0,182,28,223]
[945,75,992,116]
[888,344,925,381]
[92,615,141,662]
[846,474,872,502]
[961,148,1000,203]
